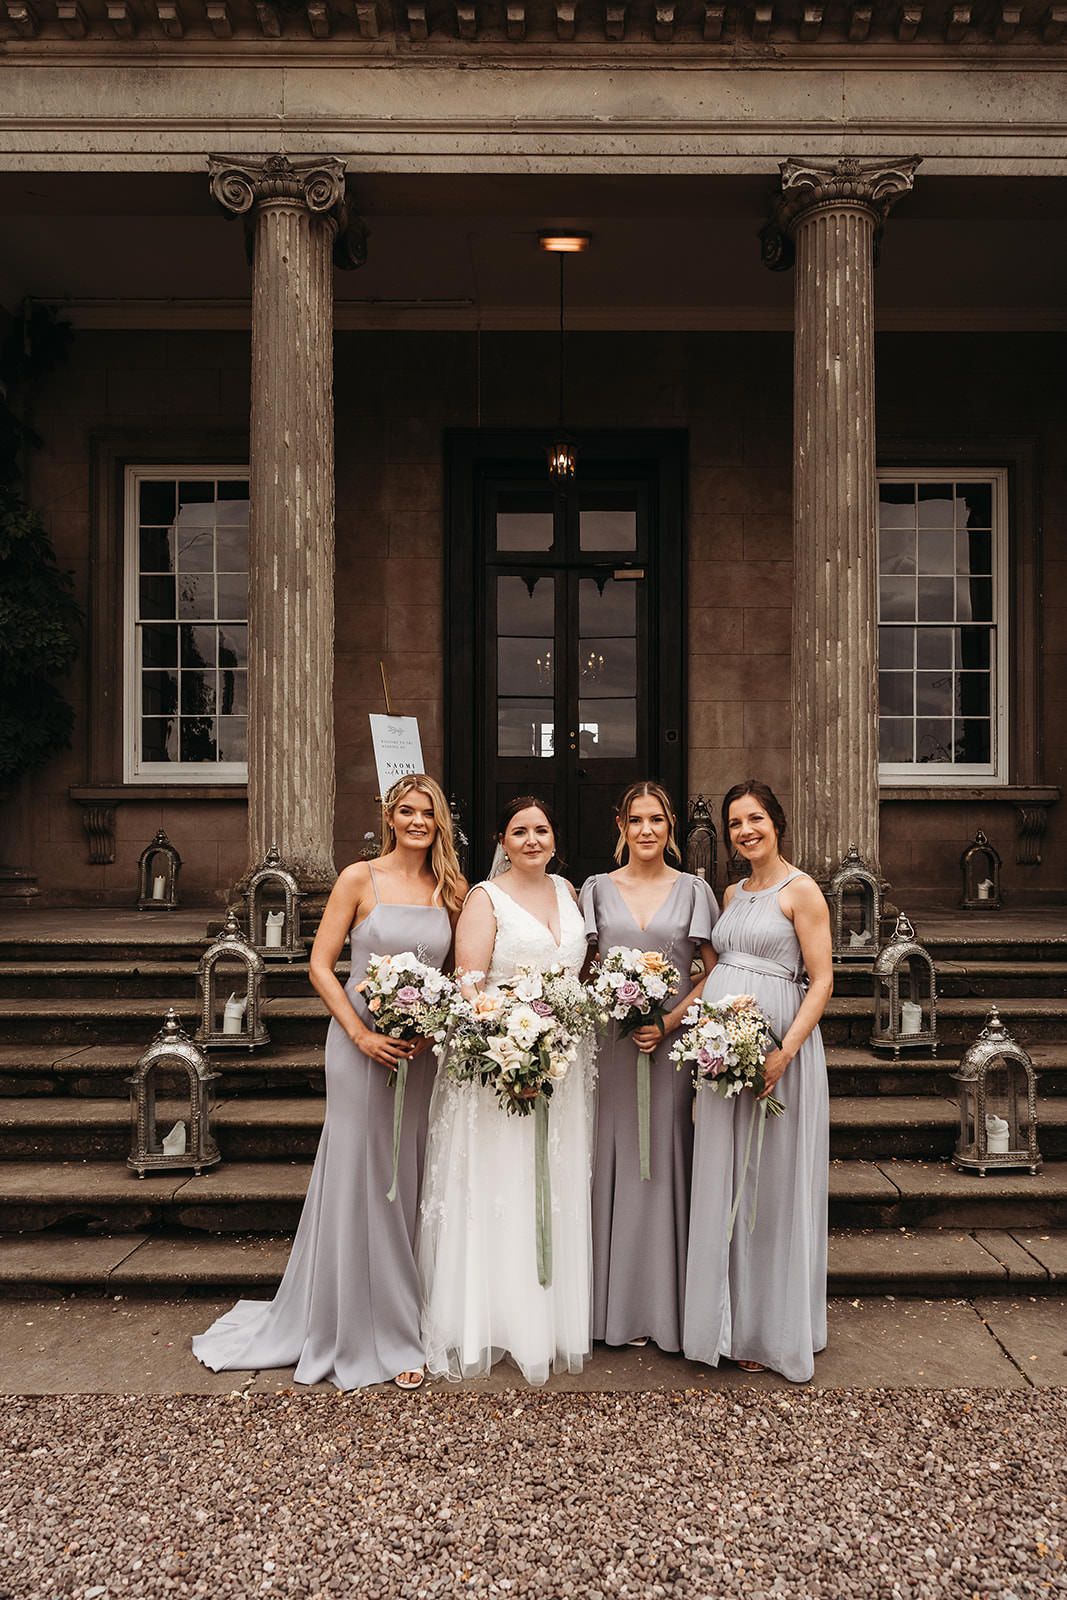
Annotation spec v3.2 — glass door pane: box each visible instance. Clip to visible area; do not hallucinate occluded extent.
[496,574,556,760]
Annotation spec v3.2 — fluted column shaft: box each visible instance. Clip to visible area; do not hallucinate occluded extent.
[763,156,919,880]
[209,155,354,891]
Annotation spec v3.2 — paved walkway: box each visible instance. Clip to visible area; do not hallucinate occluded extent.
[1,1293,1064,1394]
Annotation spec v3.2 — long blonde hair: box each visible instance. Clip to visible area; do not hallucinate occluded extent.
[379,774,465,916]
[614,780,682,866]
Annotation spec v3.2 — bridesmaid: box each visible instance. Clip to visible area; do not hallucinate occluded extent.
[193,773,465,1391]
[682,780,832,1383]
[580,781,719,1353]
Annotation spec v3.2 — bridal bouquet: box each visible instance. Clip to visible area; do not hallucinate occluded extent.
[356,951,458,1201]
[442,964,598,1286]
[590,946,681,1181]
[670,992,784,1239]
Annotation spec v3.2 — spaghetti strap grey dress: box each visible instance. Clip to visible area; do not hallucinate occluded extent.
[682,870,829,1383]
[579,872,719,1351]
[193,889,451,1390]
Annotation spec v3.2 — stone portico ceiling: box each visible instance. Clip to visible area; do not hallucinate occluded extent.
[2,0,1065,47]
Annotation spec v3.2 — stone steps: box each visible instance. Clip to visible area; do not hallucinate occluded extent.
[0,1226,1063,1301]
[831,960,1067,1000]
[0,960,338,1001]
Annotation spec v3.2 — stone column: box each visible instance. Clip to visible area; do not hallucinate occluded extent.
[762,156,920,880]
[208,155,364,894]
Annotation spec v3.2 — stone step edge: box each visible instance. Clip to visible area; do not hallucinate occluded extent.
[0,1228,1061,1292]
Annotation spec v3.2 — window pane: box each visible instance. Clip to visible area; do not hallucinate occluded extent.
[216,482,250,520]
[181,671,216,714]
[956,720,991,763]
[177,530,213,572]
[218,624,247,668]
[139,481,176,524]
[180,717,217,763]
[879,672,913,717]
[957,672,991,717]
[916,671,953,716]
[181,624,217,668]
[177,575,215,620]
[879,484,915,529]
[916,578,954,622]
[959,629,991,671]
[498,700,554,758]
[879,578,915,621]
[216,575,248,620]
[959,483,992,528]
[220,668,247,715]
[139,528,174,573]
[879,529,915,576]
[916,719,953,764]
[580,638,636,699]
[497,576,554,636]
[579,700,636,758]
[917,484,954,526]
[957,577,993,623]
[139,575,175,620]
[915,627,955,670]
[496,511,554,552]
[218,715,247,763]
[958,529,991,576]
[142,670,178,716]
[878,627,913,670]
[216,527,248,571]
[580,510,637,552]
[178,479,214,508]
[579,578,636,636]
[141,624,178,668]
[142,717,178,762]
[880,718,913,763]
[498,637,553,696]
[917,530,955,574]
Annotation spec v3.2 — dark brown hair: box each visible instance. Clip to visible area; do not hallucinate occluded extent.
[614,781,682,866]
[721,780,788,846]
[496,794,566,871]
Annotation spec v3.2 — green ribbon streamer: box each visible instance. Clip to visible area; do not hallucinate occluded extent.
[535,1094,553,1289]
[386,1057,408,1204]
[637,1050,652,1181]
[727,1096,769,1242]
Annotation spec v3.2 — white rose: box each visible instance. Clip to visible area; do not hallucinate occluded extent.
[506,1005,550,1050]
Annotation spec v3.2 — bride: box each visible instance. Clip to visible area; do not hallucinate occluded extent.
[417,795,595,1385]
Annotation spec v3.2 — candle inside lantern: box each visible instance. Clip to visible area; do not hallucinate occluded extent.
[985,1114,1010,1154]
[152,875,166,901]
[977,878,994,901]
[265,910,285,948]
[161,1120,187,1157]
[900,1000,923,1035]
[223,992,247,1034]
[694,867,707,881]
[849,929,871,948]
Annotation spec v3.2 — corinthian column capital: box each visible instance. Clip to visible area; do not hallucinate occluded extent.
[761,155,921,272]
[207,154,368,269]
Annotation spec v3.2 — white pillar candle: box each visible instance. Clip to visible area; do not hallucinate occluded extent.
[977,879,993,901]
[849,929,871,948]
[161,1120,187,1157]
[265,910,285,948]
[694,867,707,881]
[985,1114,1010,1154]
[223,992,247,1034]
[152,875,166,900]
[900,1000,923,1035]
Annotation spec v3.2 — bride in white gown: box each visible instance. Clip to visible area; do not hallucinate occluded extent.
[417,796,595,1385]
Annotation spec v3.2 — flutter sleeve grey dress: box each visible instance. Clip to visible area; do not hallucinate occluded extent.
[682,870,829,1383]
[579,871,719,1351]
[193,887,451,1390]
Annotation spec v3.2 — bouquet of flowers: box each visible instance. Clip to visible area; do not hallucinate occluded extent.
[590,945,682,1181]
[356,951,458,1200]
[442,964,599,1285]
[670,992,785,1238]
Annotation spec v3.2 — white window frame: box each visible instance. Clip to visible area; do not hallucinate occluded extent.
[877,466,1010,788]
[123,464,249,785]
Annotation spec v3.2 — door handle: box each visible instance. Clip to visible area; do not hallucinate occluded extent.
[577,768,588,778]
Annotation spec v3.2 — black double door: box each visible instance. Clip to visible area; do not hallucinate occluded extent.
[446,432,686,886]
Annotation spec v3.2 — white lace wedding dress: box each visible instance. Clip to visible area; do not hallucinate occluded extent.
[417,874,596,1385]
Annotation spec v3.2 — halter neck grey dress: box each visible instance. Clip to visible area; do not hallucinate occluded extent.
[579,872,719,1350]
[193,878,451,1390]
[682,871,828,1383]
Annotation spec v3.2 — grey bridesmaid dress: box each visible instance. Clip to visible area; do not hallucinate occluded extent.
[682,870,829,1383]
[579,872,719,1351]
[193,871,451,1389]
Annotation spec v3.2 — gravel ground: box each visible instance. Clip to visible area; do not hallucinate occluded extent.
[2,1388,1065,1600]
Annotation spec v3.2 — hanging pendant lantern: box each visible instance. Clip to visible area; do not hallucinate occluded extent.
[539,232,590,483]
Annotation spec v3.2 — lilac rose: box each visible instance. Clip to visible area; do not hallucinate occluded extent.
[617,980,645,1008]
[697,1047,726,1077]
[394,985,420,1009]
[531,1000,554,1018]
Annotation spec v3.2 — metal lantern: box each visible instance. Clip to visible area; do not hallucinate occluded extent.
[952,1004,1041,1175]
[137,828,182,911]
[195,908,269,1050]
[128,1008,220,1178]
[825,843,882,960]
[449,794,470,881]
[870,912,938,1056]
[245,843,304,961]
[684,795,718,892]
[960,829,1003,909]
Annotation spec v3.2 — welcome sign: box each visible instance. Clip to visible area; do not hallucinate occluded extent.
[369,714,425,798]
